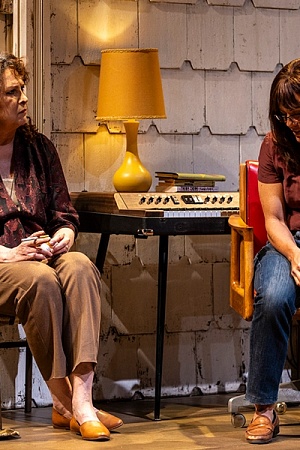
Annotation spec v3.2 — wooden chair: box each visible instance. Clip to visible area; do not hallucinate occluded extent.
[228,160,300,427]
[0,316,32,438]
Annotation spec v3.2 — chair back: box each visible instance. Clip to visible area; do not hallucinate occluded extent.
[243,160,267,256]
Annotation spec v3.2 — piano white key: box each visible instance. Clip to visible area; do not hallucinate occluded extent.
[163,209,224,218]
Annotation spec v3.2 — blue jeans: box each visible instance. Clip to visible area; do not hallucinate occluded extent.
[245,233,300,405]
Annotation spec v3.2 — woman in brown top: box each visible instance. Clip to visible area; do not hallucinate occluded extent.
[245,58,300,444]
[0,53,123,441]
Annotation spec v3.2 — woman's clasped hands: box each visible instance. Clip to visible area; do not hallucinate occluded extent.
[3,229,71,263]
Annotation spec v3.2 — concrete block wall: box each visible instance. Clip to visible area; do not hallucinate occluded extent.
[1,0,300,407]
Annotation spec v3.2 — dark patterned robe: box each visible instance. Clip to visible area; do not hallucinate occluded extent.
[0,128,79,248]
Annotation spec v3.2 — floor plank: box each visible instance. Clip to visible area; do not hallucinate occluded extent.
[1,394,300,449]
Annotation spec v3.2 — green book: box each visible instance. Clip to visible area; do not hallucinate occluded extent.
[155,171,226,182]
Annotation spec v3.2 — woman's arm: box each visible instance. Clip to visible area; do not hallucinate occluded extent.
[259,181,300,285]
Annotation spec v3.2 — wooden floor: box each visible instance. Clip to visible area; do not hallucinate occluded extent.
[2,394,300,449]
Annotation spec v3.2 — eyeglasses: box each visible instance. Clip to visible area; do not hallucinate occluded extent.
[275,113,300,124]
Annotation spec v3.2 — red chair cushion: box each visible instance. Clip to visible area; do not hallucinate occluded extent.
[246,160,267,255]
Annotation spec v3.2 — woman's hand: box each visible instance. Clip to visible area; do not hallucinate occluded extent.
[50,227,75,256]
[0,231,53,262]
[289,248,300,286]
[0,228,75,263]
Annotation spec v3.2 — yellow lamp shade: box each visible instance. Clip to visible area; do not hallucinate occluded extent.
[96,48,166,120]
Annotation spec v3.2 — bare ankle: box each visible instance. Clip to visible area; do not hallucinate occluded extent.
[72,401,98,425]
[255,404,275,413]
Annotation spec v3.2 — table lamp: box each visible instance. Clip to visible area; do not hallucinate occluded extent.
[96,48,166,192]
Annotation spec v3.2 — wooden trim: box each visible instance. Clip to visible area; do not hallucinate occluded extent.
[12,0,51,137]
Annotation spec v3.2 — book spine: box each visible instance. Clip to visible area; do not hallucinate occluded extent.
[155,172,226,182]
[156,180,215,187]
[155,185,220,193]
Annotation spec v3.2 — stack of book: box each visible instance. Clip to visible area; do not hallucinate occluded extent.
[155,171,226,193]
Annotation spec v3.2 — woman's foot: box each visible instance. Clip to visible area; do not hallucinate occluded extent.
[70,417,110,441]
[52,408,71,429]
[245,409,280,444]
[49,368,122,435]
[69,363,110,440]
[67,409,123,432]
[96,409,123,430]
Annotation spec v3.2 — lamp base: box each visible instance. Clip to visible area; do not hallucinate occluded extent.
[113,120,152,192]
[113,150,152,192]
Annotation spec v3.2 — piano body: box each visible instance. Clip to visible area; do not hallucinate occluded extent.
[70,191,239,237]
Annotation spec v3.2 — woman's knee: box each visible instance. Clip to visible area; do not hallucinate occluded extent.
[14,263,62,321]
[67,251,91,266]
[57,251,98,276]
[255,247,296,315]
[24,262,61,294]
[254,278,297,322]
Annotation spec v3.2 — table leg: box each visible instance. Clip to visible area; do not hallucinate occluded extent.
[96,233,110,274]
[0,387,2,431]
[25,344,32,413]
[154,234,169,420]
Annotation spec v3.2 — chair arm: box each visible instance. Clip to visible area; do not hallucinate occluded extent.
[228,214,252,233]
[229,214,254,321]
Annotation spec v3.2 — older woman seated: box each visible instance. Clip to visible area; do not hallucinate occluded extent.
[0,52,123,441]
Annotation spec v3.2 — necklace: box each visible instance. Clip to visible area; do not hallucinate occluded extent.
[3,176,14,197]
[2,175,20,209]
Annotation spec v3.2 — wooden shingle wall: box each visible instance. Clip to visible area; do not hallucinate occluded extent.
[50,0,300,194]
[3,0,299,408]
[48,0,300,401]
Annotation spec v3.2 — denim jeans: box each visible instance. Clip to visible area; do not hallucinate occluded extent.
[245,232,300,405]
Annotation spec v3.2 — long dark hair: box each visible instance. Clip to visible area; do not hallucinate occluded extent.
[0,52,37,142]
[269,59,300,172]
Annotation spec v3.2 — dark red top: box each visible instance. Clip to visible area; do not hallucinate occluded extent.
[258,131,300,231]
[0,128,79,248]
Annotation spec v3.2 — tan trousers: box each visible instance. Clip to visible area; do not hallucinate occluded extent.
[0,252,101,381]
